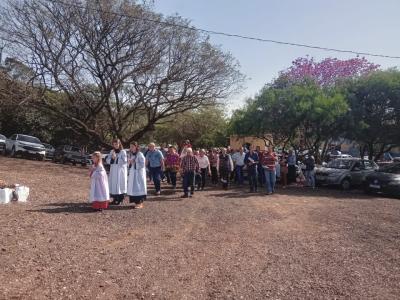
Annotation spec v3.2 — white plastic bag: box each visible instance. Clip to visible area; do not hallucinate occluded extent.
[0,188,13,204]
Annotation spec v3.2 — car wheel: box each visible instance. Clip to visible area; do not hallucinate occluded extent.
[10,147,16,158]
[341,178,351,191]
[38,155,45,161]
[61,157,66,164]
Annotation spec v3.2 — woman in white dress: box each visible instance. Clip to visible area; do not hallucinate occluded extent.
[89,152,110,211]
[127,142,147,208]
[106,139,128,205]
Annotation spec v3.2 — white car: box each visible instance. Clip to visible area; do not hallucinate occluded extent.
[5,134,46,161]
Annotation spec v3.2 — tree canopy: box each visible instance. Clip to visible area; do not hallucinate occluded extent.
[229,80,348,158]
[229,56,400,161]
[342,69,400,160]
[0,0,243,147]
[279,56,379,87]
[152,105,228,148]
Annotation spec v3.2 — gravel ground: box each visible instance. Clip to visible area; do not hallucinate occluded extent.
[0,156,400,299]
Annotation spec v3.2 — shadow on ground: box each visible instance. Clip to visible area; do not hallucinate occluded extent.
[207,185,399,201]
[27,202,136,214]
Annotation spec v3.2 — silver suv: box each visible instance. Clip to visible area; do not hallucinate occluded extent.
[5,134,46,160]
[315,158,378,190]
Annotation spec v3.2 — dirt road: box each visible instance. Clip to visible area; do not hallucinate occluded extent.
[0,157,399,299]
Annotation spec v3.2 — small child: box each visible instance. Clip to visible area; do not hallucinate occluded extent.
[89,151,110,211]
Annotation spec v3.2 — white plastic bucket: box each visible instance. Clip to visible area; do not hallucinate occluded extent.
[0,188,13,204]
[15,186,30,202]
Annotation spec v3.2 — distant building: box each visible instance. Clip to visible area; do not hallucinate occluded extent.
[229,135,273,150]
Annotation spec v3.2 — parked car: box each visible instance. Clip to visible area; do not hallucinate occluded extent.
[5,134,46,160]
[327,153,353,161]
[100,151,111,173]
[42,143,55,159]
[364,163,400,197]
[53,145,86,166]
[0,134,6,154]
[315,158,378,190]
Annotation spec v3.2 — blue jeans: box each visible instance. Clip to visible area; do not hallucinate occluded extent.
[235,165,244,185]
[149,166,162,192]
[264,169,276,193]
[168,171,177,187]
[305,169,315,188]
[183,171,195,195]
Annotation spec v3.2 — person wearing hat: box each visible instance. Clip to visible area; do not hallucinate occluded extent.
[164,145,180,190]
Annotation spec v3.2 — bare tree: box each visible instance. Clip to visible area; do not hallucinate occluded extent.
[1,0,243,146]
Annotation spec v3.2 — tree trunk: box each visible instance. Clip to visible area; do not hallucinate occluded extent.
[359,144,366,160]
[368,143,374,160]
[321,139,331,162]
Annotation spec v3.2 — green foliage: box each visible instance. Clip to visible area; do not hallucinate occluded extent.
[153,105,228,148]
[229,80,348,156]
[342,69,400,159]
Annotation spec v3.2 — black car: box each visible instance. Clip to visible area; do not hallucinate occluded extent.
[364,163,400,197]
[53,145,86,166]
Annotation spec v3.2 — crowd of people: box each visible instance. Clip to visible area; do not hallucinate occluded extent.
[88,139,316,211]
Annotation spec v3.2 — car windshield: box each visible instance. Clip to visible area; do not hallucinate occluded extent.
[379,164,400,174]
[18,135,41,144]
[0,134,5,140]
[327,160,353,169]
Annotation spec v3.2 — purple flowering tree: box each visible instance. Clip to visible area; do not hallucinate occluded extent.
[279,56,380,87]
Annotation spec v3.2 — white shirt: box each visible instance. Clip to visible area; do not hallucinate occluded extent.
[232,152,246,166]
[196,155,210,169]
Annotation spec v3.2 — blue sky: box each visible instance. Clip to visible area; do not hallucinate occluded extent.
[154,0,400,109]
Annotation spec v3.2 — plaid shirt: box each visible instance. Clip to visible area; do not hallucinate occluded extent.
[262,152,277,171]
[165,153,180,172]
[209,153,219,167]
[180,155,199,173]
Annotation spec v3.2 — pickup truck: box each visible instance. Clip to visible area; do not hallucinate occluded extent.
[53,145,87,166]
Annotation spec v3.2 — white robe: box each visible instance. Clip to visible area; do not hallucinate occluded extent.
[106,149,128,195]
[89,165,109,202]
[127,151,147,196]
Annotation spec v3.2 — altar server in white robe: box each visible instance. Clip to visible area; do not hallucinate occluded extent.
[106,139,128,205]
[127,142,147,208]
[89,151,110,211]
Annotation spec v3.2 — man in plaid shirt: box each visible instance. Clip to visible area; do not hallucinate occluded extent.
[180,148,199,198]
